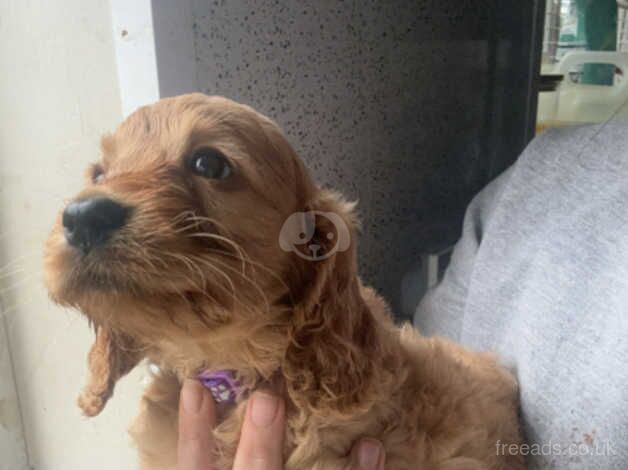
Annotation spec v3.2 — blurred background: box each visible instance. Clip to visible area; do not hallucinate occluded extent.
[1,1,627,469]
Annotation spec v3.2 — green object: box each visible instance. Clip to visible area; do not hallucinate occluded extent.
[576,0,617,85]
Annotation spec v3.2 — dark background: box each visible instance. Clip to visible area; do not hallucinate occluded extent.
[189,0,545,319]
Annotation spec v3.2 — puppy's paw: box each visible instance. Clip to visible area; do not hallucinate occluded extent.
[78,391,105,417]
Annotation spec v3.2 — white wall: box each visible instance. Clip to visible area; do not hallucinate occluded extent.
[0,1,148,468]
[0,322,26,470]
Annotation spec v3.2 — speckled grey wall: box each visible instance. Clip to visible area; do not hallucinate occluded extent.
[190,1,541,319]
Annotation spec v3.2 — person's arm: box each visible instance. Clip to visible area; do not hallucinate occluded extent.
[177,379,385,470]
[414,167,514,340]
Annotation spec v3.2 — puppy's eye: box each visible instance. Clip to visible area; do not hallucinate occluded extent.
[188,148,232,179]
[92,165,105,184]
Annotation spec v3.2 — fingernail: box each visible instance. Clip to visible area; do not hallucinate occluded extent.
[356,439,382,470]
[250,391,280,427]
[181,379,205,413]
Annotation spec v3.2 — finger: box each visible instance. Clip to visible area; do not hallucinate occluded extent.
[233,391,285,470]
[350,438,385,470]
[177,379,217,470]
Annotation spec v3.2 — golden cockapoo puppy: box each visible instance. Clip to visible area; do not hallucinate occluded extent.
[44,94,523,469]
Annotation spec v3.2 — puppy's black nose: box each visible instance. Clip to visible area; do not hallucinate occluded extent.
[62,197,130,253]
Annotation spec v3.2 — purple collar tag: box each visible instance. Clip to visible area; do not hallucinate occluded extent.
[198,370,240,404]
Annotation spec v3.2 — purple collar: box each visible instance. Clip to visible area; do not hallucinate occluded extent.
[198,370,241,404]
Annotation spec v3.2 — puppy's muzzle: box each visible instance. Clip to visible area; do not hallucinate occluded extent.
[62,197,130,254]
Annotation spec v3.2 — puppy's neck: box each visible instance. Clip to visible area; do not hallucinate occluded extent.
[187,272,389,398]
[139,262,395,419]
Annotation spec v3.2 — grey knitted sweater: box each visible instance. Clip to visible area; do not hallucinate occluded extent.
[415,120,628,469]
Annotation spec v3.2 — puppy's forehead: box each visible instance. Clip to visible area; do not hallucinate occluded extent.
[101,94,265,169]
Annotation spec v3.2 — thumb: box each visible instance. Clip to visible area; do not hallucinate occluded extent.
[350,438,385,470]
[177,379,217,470]
[233,391,285,470]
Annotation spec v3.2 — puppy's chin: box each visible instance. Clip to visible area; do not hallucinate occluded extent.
[44,250,128,308]
[44,230,174,306]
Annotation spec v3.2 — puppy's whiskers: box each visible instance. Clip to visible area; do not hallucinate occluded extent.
[159,251,238,306]
[178,213,234,238]
[1,250,43,272]
[173,214,252,278]
[192,254,270,315]
[0,272,40,297]
[180,213,245,252]
[208,248,292,303]
[0,266,25,280]
[164,252,209,291]
[161,251,261,320]
[198,254,271,315]
[181,224,283,312]
[187,232,248,273]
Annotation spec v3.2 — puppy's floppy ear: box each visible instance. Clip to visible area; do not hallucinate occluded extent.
[283,190,379,417]
[78,325,143,417]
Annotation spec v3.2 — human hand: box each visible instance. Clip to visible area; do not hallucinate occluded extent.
[177,379,385,470]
